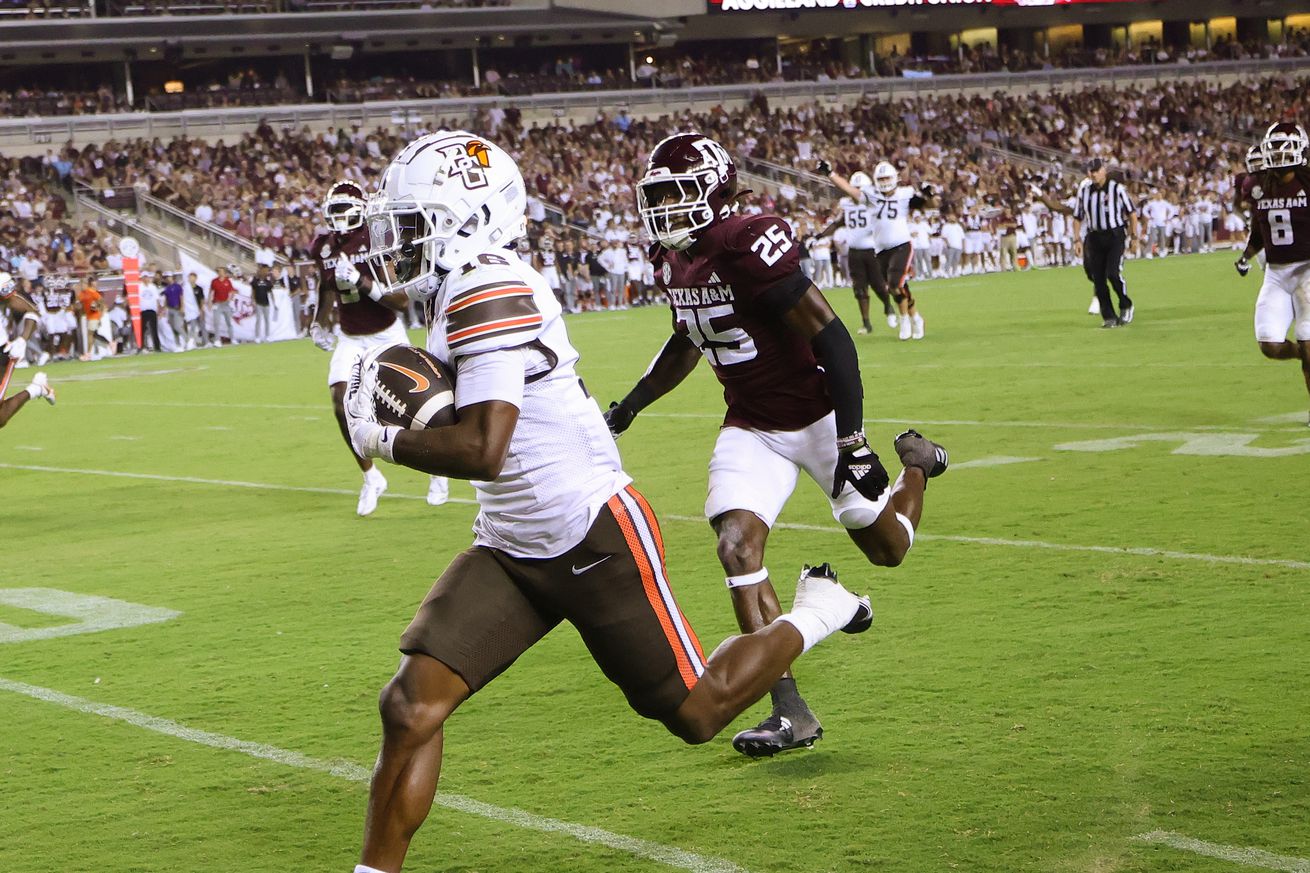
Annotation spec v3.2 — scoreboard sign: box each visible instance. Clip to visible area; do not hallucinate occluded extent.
[712,0,1144,8]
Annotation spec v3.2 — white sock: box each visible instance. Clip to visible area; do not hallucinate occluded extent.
[775,610,837,655]
[354,865,389,873]
[364,466,386,486]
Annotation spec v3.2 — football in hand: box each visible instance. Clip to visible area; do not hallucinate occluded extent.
[370,344,458,430]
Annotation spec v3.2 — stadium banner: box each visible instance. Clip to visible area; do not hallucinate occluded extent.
[711,0,1145,8]
[176,251,300,349]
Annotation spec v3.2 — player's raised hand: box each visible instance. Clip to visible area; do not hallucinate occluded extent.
[832,438,890,501]
[603,401,637,437]
[815,158,833,177]
[334,258,361,290]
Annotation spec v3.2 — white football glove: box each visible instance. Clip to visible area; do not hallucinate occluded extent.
[334,258,361,290]
[1,336,26,362]
[345,356,400,462]
[310,321,337,352]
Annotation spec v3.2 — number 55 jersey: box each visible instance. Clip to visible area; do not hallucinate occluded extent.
[651,213,833,432]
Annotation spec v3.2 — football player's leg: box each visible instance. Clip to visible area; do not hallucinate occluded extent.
[567,488,861,746]
[331,382,372,472]
[0,389,29,428]
[1255,269,1298,361]
[1084,239,1116,322]
[849,252,873,329]
[362,549,556,871]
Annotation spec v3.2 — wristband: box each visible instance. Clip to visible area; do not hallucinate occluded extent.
[836,430,866,452]
[377,425,401,463]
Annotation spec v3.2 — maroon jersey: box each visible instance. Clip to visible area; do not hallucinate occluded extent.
[1244,168,1310,265]
[312,228,396,336]
[653,213,831,431]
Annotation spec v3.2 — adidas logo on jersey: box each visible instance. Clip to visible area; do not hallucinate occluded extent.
[708,272,722,284]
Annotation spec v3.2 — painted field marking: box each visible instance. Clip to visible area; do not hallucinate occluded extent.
[0,677,748,873]
[60,402,1309,434]
[950,456,1043,470]
[1252,412,1309,424]
[1056,432,1310,457]
[55,366,210,383]
[0,589,180,644]
[12,445,43,451]
[5,463,1305,573]
[1135,831,1310,872]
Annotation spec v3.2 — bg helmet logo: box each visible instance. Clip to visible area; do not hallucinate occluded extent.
[465,141,492,168]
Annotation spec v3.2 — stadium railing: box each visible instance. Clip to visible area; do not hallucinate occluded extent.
[4,56,1307,153]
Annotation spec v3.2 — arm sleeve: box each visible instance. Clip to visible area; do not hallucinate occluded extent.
[810,318,863,439]
[454,348,527,410]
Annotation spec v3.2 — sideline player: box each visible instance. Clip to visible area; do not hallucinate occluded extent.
[310,180,449,515]
[822,160,935,341]
[1235,122,1310,425]
[0,272,55,427]
[606,133,949,758]
[343,130,875,873]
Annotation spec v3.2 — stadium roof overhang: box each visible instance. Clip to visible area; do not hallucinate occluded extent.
[0,4,684,63]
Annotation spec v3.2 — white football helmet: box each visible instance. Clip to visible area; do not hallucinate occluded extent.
[849,171,872,190]
[873,161,898,194]
[364,130,527,298]
[1245,144,1265,175]
[1260,121,1309,171]
[322,180,367,233]
[0,271,14,298]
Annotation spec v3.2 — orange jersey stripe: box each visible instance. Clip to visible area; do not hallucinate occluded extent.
[446,285,533,314]
[626,486,704,662]
[446,314,543,344]
[608,494,699,690]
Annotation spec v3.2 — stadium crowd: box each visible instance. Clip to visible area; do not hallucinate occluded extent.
[6,30,1310,116]
[6,66,1305,360]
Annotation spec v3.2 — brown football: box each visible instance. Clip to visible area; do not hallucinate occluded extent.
[371,344,458,430]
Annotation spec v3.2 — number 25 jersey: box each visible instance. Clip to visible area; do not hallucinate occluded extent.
[651,213,833,432]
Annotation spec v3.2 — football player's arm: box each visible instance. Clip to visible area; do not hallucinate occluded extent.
[772,278,890,501]
[1037,190,1075,216]
[604,332,701,436]
[391,400,518,480]
[1236,223,1264,276]
[816,216,844,238]
[828,174,863,203]
[6,292,40,339]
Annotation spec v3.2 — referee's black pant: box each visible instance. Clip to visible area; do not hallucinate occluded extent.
[1083,228,1132,322]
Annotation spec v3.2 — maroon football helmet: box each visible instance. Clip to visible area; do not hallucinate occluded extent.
[1261,121,1308,171]
[322,180,367,233]
[638,133,738,250]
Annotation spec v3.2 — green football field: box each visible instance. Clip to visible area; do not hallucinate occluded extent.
[3,251,1308,873]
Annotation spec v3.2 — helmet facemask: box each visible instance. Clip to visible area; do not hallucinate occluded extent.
[323,183,366,233]
[1245,145,1265,174]
[1261,124,1308,171]
[874,162,898,194]
[365,201,442,298]
[638,173,720,251]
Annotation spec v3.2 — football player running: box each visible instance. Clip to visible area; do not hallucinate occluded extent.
[1235,122,1310,425]
[311,180,449,515]
[605,133,949,758]
[822,159,936,341]
[0,272,55,427]
[344,131,877,873]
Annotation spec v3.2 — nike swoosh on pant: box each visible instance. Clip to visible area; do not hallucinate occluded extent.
[571,556,612,575]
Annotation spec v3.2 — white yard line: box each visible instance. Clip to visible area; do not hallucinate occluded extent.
[5,463,1304,573]
[639,413,1306,434]
[54,366,210,383]
[0,677,748,873]
[949,456,1044,469]
[1135,831,1310,872]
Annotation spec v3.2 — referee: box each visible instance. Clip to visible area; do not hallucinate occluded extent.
[1038,158,1138,328]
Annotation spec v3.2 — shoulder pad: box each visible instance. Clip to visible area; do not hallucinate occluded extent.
[896,185,917,199]
[311,234,333,262]
[724,213,795,254]
[442,252,545,357]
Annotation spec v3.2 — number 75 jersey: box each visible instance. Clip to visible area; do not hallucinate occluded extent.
[652,213,833,432]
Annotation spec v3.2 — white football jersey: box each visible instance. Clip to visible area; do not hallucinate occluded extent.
[423,248,630,558]
[841,196,877,251]
[859,184,916,252]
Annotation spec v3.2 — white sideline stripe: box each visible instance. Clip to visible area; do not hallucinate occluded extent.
[0,463,480,507]
[0,677,748,873]
[55,366,210,383]
[1135,831,1310,872]
[58,401,1307,434]
[661,514,1310,573]
[5,463,1308,573]
[950,456,1043,469]
[640,413,1306,434]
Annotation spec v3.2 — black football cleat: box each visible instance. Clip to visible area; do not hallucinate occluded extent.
[732,713,824,758]
[894,430,949,480]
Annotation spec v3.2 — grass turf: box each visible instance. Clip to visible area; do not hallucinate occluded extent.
[2,251,1308,873]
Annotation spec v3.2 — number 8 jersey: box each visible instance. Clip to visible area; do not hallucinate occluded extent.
[651,213,832,431]
[1243,167,1310,264]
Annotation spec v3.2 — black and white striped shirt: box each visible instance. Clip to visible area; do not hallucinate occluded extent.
[1072,178,1135,232]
